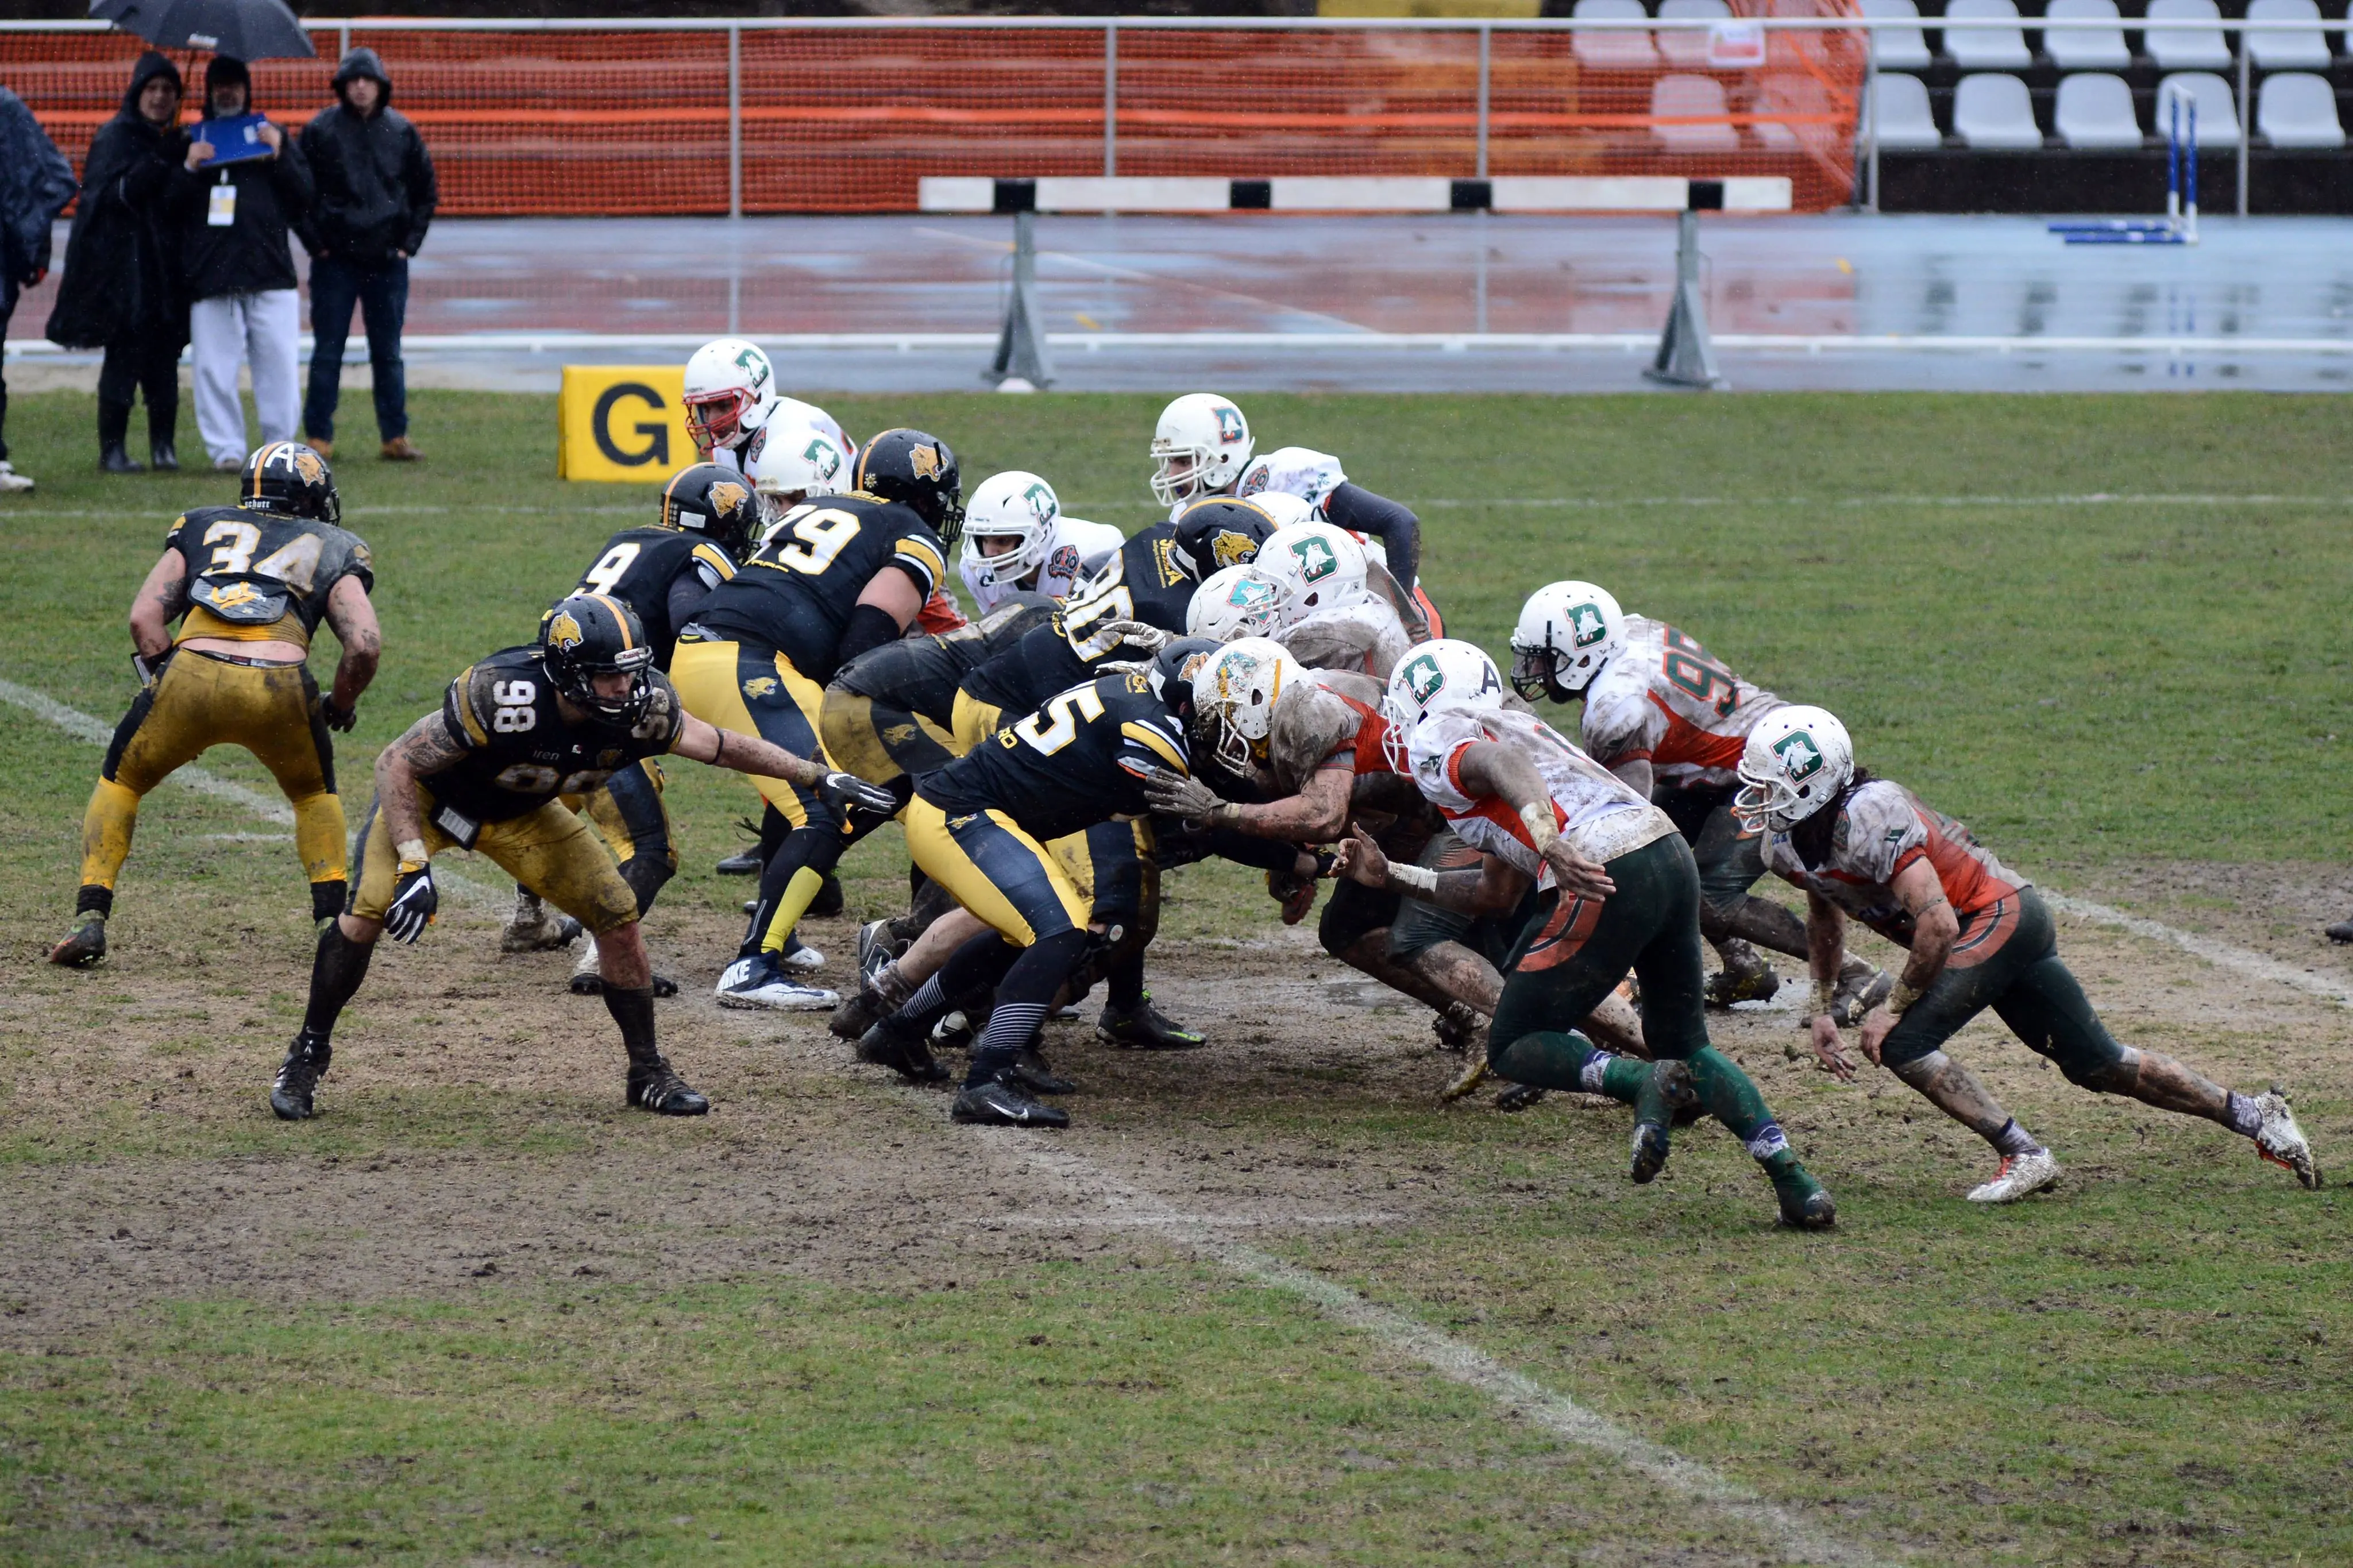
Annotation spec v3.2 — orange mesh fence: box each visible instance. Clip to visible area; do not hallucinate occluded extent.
[3,13,1863,218]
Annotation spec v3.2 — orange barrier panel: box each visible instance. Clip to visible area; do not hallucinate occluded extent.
[2,11,1862,218]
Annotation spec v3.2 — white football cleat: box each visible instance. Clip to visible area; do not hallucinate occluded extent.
[781,939,825,973]
[0,461,34,493]
[500,887,579,952]
[1966,1147,2061,1203]
[2252,1085,2322,1189]
[572,936,600,983]
[714,954,838,1011]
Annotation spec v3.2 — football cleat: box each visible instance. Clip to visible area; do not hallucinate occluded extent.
[1630,1060,1696,1184]
[1630,1122,1673,1185]
[855,920,898,987]
[1828,959,1895,1028]
[1966,1147,2061,1203]
[2253,1085,2322,1189]
[2325,917,2353,944]
[1774,1177,1838,1231]
[951,1077,1071,1129]
[1008,1042,1077,1097]
[856,1018,950,1084]
[499,889,580,953]
[567,939,677,998]
[715,953,838,1011]
[47,913,107,968]
[1494,1083,1549,1113]
[1432,1000,1486,1054]
[1704,940,1780,1008]
[716,847,762,876]
[269,1037,331,1121]
[1438,1057,1490,1103]
[931,1010,977,1052]
[1097,993,1206,1051]
[829,983,890,1042]
[781,934,826,973]
[627,1056,710,1116]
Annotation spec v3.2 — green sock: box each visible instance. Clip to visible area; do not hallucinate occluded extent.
[1490,1029,1607,1095]
[1598,1057,1648,1104]
[1686,1045,1777,1144]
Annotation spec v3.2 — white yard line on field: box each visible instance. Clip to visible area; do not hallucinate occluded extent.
[0,677,490,906]
[977,1137,1891,1568]
[2041,891,2353,1010]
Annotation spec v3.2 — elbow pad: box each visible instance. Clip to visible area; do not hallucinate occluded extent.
[835,603,904,666]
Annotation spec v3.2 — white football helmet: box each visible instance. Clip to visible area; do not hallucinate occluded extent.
[1257,521,1370,624]
[962,470,1062,592]
[1186,563,1284,642]
[1150,393,1255,508]
[1381,636,1504,761]
[683,337,775,454]
[1193,636,1301,773]
[1237,446,1347,509]
[1509,580,1627,702]
[1733,705,1855,832]
[746,420,847,538]
[1244,492,1317,531]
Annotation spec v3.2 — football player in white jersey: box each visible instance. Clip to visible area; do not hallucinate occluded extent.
[1510,580,1891,1023]
[1737,706,2320,1202]
[681,337,853,478]
[1333,639,1837,1228]
[958,471,1125,614]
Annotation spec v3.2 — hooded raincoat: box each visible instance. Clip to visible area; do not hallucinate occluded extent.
[296,49,436,266]
[45,53,187,350]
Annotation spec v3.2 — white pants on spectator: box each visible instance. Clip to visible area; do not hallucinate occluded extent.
[191,288,300,466]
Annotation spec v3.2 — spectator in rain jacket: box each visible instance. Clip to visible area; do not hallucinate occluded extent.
[45,52,188,474]
[297,46,435,462]
[0,85,77,491]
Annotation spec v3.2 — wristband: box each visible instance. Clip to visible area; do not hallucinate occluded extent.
[1209,802,1243,828]
[1810,980,1835,1019]
[1518,801,1560,854]
[1888,981,1924,1015]
[1388,863,1439,895]
[396,839,429,868]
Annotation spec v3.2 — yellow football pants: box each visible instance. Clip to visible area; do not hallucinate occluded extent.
[80,650,345,893]
[349,788,639,936]
[670,637,833,828]
[902,795,1090,947]
[948,689,1004,757]
[818,689,959,786]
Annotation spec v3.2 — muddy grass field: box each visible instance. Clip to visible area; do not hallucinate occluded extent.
[2,389,2350,1565]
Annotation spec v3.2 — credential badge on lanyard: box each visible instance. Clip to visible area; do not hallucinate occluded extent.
[207,172,236,227]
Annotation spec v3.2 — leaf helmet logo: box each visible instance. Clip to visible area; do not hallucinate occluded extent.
[1290,535,1337,582]
[1023,482,1058,525]
[1566,603,1608,648]
[708,479,750,516]
[546,610,585,653]
[909,443,942,481]
[1214,406,1244,446]
[1209,529,1260,570]
[1773,729,1825,781]
[1404,652,1445,707]
[804,437,842,481]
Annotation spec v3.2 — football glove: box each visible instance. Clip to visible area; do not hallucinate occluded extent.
[819,771,898,816]
[1140,766,1224,825]
[321,697,357,733]
[1096,620,1171,654]
[383,861,438,943]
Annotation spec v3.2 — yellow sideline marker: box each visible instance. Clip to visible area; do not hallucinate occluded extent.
[557,366,695,482]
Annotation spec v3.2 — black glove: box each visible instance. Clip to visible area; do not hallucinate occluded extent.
[819,771,899,816]
[383,862,438,943]
[321,697,357,732]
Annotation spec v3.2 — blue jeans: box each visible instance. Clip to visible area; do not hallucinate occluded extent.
[303,254,408,443]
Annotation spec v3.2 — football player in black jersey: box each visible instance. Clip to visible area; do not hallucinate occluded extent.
[51,443,381,968]
[854,646,1203,1127]
[270,593,895,1123]
[499,464,762,988]
[670,428,961,1013]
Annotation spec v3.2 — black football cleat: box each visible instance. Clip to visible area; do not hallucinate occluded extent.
[951,1078,1071,1129]
[569,970,678,998]
[716,847,762,876]
[628,1056,710,1116]
[270,1037,331,1121]
[47,913,107,968]
[1493,1083,1549,1113]
[857,1018,950,1084]
[1007,1042,1076,1096]
[1774,1179,1838,1231]
[830,982,890,1042]
[1630,1121,1673,1185]
[2327,917,2353,945]
[1097,993,1206,1051]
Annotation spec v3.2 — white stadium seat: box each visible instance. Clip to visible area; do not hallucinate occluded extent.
[1953,71,2046,145]
[2055,72,2147,146]
[1858,0,1934,69]
[2155,71,2244,144]
[2145,0,2236,71]
[2244,0,2334,69]
[2041,0,2133,71]
[1572,0,1660,71]
[1862,71,1946,148]
[2258,71,2349,146]
[1650,72,1743,150]
[1656,0,1731,67]
[1942,0,2034,68]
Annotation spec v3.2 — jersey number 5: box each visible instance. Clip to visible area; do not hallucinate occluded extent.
[1012,685,1106,756]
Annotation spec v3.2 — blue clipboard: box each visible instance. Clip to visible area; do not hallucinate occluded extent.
[192,114,273,165]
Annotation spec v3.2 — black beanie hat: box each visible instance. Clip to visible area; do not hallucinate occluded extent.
[205,56,252,95]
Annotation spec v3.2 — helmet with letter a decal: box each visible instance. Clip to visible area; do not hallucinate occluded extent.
[1732,705,1854,832]
[1509,580,1626,702]
[240,441,339,523]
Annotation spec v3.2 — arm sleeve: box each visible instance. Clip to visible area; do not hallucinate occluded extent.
[666,567,716,635]
[834,602,903,667]
[1325,483,1421,590]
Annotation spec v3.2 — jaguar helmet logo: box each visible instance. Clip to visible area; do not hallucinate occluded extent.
[1773,729,1825,780]
[1209,529,1260,571]
[546,611,585,653]
[291,447,326,486]
[1178,650,1214,683]
[708,479,751,516]
[1403,652,1445,707]
[1567,604,1608,648]
[909,443,943,481]
[1023,481,1058,524]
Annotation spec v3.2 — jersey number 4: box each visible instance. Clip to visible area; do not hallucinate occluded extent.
[1010,685,1106,756]
[205,520,324,590]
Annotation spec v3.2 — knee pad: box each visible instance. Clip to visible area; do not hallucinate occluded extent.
[619,854,674,918]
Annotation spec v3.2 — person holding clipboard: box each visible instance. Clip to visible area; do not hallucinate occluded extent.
[173,56,311,472]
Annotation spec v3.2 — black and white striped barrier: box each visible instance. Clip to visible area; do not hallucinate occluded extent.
[919,175,1793,215]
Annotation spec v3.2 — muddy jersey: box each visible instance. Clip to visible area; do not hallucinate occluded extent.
[165,505,374,651]
[1760,779,2028,938]
[570,526,736,670]
[832,593,1058,726]
[425,646,686,829]
[685,492,946,682]
[1580,616,1789,790]
[1408,706,1677,887]
[1280,599,1411,682]
[920,671,1191,844]
[959,515,1126,615]
[1260,667,1426,824]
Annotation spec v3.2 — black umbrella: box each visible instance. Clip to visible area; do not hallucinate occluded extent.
[91,0,315,61]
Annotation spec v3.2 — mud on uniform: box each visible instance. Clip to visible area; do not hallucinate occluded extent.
[952,520,1197,752]
[821,593,1057,785]
[558,522,740,899]
[82,505,375,919]
[669,491,946,829]
[911,673,1189,948]
[351,650,686,936]
[1278,586,1415,684]
[1580,616,1789,918]
[1760,781,2129,1086]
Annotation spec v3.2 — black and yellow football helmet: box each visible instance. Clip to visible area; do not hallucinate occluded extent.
[539,593,656,729]
[854,427,965,544]
[240,441,340,523]
[659,462,761,562]
[1171,497,1276,582]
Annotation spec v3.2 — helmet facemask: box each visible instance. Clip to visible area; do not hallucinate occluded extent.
[1150,442,1212,509]
[685,388,755,453]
